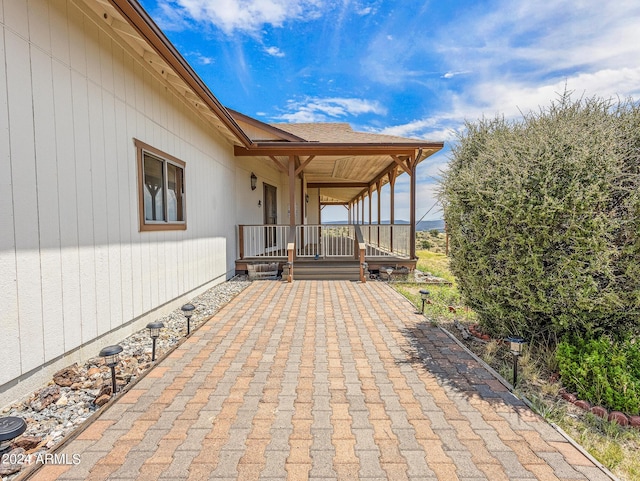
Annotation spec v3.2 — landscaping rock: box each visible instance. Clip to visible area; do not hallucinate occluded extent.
[0,448,25,476]
[12,435,42,451]
[561,392,577,403]
[590,406,608,419]
[53,365,80,387]
[608,411,629,426]
[30,386,61,412]
[573,400,591,411]
[629,416,640,428]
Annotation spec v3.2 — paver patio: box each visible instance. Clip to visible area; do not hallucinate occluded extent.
[34,281,613,480]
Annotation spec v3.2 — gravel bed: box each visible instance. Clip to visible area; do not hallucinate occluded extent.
[0,276,251,480]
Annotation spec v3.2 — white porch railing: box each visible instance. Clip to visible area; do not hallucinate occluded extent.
[239,224,410,259]
[361,224,410,258]
[295,225,355,257]
[238,225,291,258]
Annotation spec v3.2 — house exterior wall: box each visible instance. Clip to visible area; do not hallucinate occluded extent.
[0,0,243,405]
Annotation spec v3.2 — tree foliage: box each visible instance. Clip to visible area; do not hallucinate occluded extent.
[439,93,640,342]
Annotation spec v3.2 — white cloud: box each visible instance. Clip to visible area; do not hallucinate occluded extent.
[264,46,285,57]
[159,0,325,34]
[276,97,387,122]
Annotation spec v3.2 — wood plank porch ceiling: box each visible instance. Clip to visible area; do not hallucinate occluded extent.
[231,114,444,204]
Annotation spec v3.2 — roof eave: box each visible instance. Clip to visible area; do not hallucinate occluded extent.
[234,142,444,157]
[108,0,254,148]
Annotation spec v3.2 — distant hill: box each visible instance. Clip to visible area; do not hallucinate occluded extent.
[322,219,445,231]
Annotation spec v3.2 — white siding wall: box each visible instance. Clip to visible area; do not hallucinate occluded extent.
[0,0,239,405]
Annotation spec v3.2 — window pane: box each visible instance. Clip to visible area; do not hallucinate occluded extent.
[144,154,165,221]
[167,163,184,222]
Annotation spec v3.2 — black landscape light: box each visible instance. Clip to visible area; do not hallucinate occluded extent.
[506,336,526,386]
[419,289,430,314]
[0,416,27,451]
[385,267,393,283]
[99,344,123,396]
[181,303,195,335]
[147,321,164,362]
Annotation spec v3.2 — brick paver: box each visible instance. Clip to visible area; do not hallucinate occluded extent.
[37,281,613,481]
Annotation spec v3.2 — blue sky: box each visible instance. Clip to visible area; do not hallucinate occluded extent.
[139,0,640,222]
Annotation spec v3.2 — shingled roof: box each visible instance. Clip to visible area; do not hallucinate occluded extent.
[269,122,427,144]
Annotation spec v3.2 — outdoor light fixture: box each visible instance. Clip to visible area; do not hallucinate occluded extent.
[419,289,430,314]
[181,303,195,335]
[147,321,164,362]
[305,193,309,204]
[99,344,123,396]
[250,172,257,190]
[0,416,27,451]
[506,336,526,386]
[386,267,393,283]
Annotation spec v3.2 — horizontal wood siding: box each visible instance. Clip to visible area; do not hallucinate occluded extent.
[0,0,237,398]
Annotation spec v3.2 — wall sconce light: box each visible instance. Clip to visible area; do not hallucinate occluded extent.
[506,335,526,386]
[147,321,164,361]
[258,200,262,207]
[305,193,309,204]
[181,303,195,335]
[250,172,257,190]
[419,289,430,314]
[99,344,123,396]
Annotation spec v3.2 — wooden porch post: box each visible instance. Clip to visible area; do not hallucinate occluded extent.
[361,195,365,225]
[388,169,397,252]
[376,180,382,247]
[289,156,296,228]
[409,156,417,260]
[376,180,382,225]
[368,186,372,225]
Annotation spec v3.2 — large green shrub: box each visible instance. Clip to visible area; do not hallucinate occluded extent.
[439,93,640,342]
[556,336,640,414]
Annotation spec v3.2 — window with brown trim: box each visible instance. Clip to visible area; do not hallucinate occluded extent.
[135,139,186,231]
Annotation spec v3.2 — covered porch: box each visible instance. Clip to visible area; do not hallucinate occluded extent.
[230,113,444,281]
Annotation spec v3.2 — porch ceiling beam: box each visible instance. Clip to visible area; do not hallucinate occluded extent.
[234,145,434,157]
[390,155,412,176]
[268,156,288,174]
[321,202,349,206]
[295,156,315,176]
[307,182,369,189]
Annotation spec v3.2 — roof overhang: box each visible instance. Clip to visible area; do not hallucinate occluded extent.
[102,0,253,147]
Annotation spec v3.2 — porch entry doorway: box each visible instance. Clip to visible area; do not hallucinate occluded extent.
[263,183,277,248]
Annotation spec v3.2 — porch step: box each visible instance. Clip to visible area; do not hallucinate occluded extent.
[292,260,360,281]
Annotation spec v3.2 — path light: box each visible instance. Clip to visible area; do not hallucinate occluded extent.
[99,344,123,396]
[0,416,27,451]
[419,289,430,314]
[385,267,393,283]
[506,336,526,386]
[147,321,164,362]
[181,303,195,335]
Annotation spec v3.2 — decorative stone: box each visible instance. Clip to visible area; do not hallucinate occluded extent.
[53,365,79,387]
[629,415,640,428]
[608,411,629,426]
[30,386,61,412]
[0,447,26,475]
[12,435,41,451]
[590,406,608,419]
[561,392,577,403]
[573,400,591,411]
[56,395,69,407]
